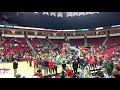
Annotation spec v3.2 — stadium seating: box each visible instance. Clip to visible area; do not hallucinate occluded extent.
[105,36,120,48]
[101,47,119,61]
[50,39,65,48]
[1,37,31,55]
[28,38,50,50]
[106,36,120,45]
[1,36,120,59]
[87,37,106,46]
[70,39,84,46]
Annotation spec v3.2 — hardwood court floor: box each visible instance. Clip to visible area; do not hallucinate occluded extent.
[0,61,72,78]
[0,61,100,78]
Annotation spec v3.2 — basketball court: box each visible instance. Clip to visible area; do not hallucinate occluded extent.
[0,61,75,78]
[0,61,34,78]
[0,60,101,78]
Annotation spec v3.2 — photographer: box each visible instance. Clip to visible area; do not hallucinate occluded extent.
[13,60,18,77]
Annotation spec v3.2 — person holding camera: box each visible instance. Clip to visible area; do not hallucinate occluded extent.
[13,60,18,77]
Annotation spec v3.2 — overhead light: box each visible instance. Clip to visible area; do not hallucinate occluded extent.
[96,27,103,30]
[34,12,38,14]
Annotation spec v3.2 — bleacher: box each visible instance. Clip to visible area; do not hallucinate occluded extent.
[105,36,120,48]
[1,37,31,55]
[87,37,106,46]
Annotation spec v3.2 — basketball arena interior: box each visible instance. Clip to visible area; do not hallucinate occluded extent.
[0,12,120,78]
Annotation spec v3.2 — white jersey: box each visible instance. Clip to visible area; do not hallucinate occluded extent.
[75,48,80,57]
[56,55,60,59]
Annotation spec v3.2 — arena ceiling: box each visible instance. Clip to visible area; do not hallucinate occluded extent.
[0,12,120,30]
[0,12,99,18]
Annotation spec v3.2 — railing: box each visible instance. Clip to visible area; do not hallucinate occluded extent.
[102,36,109,47]
[24,32,37,55]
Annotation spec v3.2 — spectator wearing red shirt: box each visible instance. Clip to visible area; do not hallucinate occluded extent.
[35,56,39,68]
[99,55,104,66]
[89,58,97,70]
[86,57,90,62]
[117,64,120,67]
[36,55,39,61]
[94,58,97,68]
[65,66,73,78]
[49,60,55,74]
[116,61,120,67]
[89,60,94,65]
[29,55,32,67]
[96,48,99,53]
[34,60,37,73]
[90,55,92,60]
[99,55,104,61]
